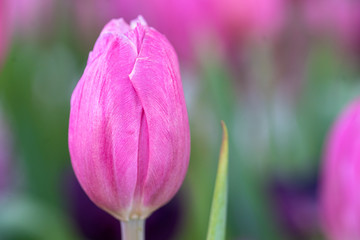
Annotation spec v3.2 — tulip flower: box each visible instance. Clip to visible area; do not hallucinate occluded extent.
[320,98,360,240]
[68,16,190,239]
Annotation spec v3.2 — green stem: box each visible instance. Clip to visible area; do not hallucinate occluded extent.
[120,219,145,240]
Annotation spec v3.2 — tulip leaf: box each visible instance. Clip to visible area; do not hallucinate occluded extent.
[206,121,229,240]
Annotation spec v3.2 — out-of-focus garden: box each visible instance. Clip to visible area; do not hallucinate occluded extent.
[0,0,360,239]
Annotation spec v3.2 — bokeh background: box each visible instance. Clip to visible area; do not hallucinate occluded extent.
[0,0,360,239]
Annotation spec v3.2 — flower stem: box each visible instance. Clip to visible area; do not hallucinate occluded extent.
[120,219,145,240]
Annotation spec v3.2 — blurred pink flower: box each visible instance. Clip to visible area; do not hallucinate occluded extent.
[73,0,214,62]
[305,0,360,52]
[0,0,13,66]
[73,0,289,63]
[0,0,54,55]
[68,17,190,221]
[0,0,54,39]
[213,0,286,43]
[141,0,214,61]
[321,98,360,240]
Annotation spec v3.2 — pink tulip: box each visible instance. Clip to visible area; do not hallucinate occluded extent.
[321,98,360,240]
[68,16,190,222]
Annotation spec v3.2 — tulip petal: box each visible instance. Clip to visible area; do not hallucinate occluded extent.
[127,26,190,212]
[69,20,144,219]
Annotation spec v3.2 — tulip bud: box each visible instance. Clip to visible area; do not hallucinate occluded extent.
[68,16,190,223]
[320,98,360,240]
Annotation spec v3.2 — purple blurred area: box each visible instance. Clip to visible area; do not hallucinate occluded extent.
[271,175,320,239]
[65,172,183,240]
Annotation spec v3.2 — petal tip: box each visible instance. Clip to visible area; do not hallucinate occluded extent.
[130,15,148,29]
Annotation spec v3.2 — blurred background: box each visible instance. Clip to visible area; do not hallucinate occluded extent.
[0,0,360,239]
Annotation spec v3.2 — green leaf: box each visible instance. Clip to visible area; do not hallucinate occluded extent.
[206,121,229,240]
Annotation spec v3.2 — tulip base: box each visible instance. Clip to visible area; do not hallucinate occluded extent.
[120,219,145,240]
